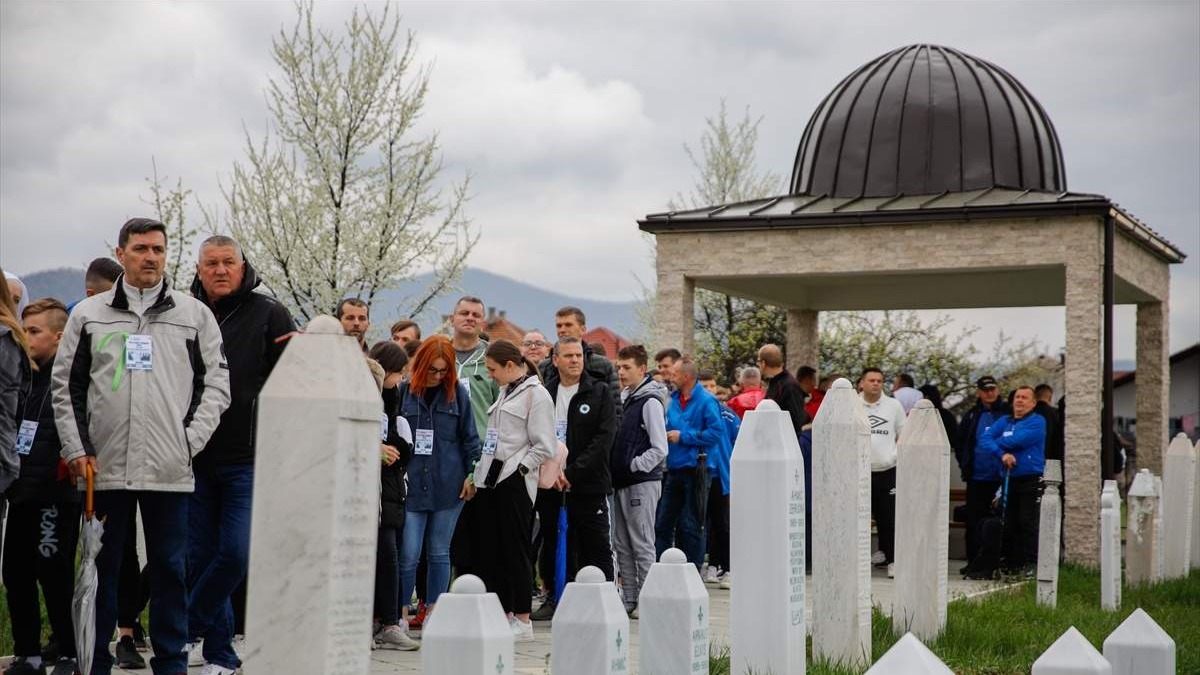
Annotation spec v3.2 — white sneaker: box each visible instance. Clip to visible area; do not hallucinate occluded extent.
[374,624,421,651]
[887,563,895,579]
[719,571,732,589]
[703,566,721,584]
[871,550,887,565]
[187,640,206,667]
[197,664,238,675]
[232,634,246,658]
[510,617,535,643]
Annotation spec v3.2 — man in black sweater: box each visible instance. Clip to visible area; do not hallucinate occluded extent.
[757,344,809,433]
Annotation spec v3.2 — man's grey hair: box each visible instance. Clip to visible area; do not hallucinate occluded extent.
[675,356,698,381]
[198,235,244,262]
[553,335,582,355]
[739,366,761,384]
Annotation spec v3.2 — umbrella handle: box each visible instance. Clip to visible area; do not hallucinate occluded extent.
[85,462,95,521]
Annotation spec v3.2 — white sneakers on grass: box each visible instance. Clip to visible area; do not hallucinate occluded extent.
[374,624,421,651]
[510,616,535,643]
[703,565,722,585]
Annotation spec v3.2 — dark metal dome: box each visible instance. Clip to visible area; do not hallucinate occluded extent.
[791,45,1066,198]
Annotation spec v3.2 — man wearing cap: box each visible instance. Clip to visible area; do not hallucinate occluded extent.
[956,375,1011,575]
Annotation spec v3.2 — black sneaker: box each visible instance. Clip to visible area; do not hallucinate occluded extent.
[47,658,77,675]
[40,635,60,663]
[3,657,46,675]
[530,600,556,621]
[963,567,997,581]
[115,636,146,669]
[132,622,149,651]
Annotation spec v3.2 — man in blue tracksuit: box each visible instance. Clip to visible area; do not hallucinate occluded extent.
[657,357,728,571]
[979,385,1046,576]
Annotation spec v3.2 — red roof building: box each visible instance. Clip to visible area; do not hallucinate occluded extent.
[583,326,630,360]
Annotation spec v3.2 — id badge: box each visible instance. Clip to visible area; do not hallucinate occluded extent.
[379,412,389,441]
[15,420,37,455]
[415,429,434,456]
[555,419,567,442]
[483,428,499,456]
[125,334,153,371]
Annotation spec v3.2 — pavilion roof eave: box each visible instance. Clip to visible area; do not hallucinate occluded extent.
[639,189,1186,264]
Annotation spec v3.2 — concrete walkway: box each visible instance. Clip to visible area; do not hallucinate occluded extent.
[107,559,1013,674]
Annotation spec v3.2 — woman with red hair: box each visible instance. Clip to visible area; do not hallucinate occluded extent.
[394,335,481,648]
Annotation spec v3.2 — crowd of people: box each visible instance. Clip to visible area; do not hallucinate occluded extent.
[0,216,1060,674]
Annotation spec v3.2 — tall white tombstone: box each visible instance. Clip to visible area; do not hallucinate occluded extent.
[730,398,805,675]
[1037,459,1064,608]
[1192,439,1200,569]
[1161,433,1196,577]
[1102,607,1175,675]
[893,400,950,640]
[638,548,709,675]
[243,316,381,675]
[1151,475,1166,581]
[1099,480,1122,610]
[810,378,872,669]
[1031,627,1113,675]
[864,633,953,675]
[551,566,630,675]
[1125,470,1160,585]
[422,575,515,675]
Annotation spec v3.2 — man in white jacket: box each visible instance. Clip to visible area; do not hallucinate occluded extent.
[859,367,905,578]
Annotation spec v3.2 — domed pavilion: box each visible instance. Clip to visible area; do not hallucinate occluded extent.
[640,45,1185,564]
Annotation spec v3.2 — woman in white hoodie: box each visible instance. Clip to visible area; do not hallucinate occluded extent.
[474,339,556,642]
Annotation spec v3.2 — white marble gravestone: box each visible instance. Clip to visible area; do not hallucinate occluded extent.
[1192,439,1200,570]
[893,399,949,640]
[1099,481,1122,610]
[639,548,709,675]
[810,378,872,668]
[551,566,630,675]
[864,633,953,674]
[243,315,382,675]
[1151,474,1165,581]
[1031,627,1113,675]
[422,574,515,675]
[730,398,805,675]
[1037,459,1064,608]
[1161,433,1196,577]
[1125,470,1160,585]
[1102,607,1175,675]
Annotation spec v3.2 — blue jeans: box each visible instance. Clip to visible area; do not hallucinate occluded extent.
[400,503,464,609]
[187,464,254,670]
[93,491,189,675]
[654,471,705,571]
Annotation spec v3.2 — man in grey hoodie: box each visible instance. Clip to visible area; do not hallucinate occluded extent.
[610,345,669,617]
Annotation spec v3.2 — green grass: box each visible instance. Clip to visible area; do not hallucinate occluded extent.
[712,565,1199,675]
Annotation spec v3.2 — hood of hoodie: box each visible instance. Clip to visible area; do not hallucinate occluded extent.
[627,376,668,405]
[190,258,263,311]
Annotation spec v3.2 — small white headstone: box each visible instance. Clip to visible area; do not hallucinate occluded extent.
[1031,626,1113,674]
[1102,607,1175,675]
[810,378,872,668]
[244,316,381,675]
[1038,459,1064,608]
[1191,439,1200,569]
[1161,433,1196,577]
[1099,481,1122,610]
[1151,475,1166,581]
[421,575,515,675]
[551,566,630,675]
[638,548,709,675]
[864,633,953,674]
[730,397,805,675]
[893,400,950,639]
[1125,470,1160,585]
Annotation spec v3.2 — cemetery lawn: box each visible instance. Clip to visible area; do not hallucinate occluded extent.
[711,565,1199,675]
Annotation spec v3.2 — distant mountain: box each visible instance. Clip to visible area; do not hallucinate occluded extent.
[14,265,643,340]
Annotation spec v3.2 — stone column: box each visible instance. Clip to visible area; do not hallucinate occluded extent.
[1135,301,1170,474]
[656,270,695,357]
[786,309,819,375]
[1063,251,1103,565]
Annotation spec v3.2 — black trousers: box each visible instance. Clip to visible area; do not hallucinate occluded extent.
[705,478,730,572]
[375,525,402,625]
[965,480,1001,563]
[117,508,150,628]
[534,487,561,599]
[566,492,614,582]
[1002,475,1042,569]
[474,472,534,614]
[871,468,897,562]
[3,500,81,658]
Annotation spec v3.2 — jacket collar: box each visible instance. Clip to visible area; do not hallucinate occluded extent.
[489,375,540,414]
[109,274,175,315]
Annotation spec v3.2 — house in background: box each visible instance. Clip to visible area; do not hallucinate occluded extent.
[582,326,631,360]
[1114,343,1200,442]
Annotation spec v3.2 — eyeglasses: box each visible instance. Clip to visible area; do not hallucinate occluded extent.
[522,340,548,348]
[427,366,449,376]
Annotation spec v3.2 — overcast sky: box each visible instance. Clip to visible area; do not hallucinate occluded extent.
[2,1,1197,360]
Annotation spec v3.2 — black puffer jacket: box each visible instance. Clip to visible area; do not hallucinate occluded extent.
[190,261,296,467]
[540,341,621,422]
[7,355,76,505]
[548,371,617,495]
[380,384,412,528]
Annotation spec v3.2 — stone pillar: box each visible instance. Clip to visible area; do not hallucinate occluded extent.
[656,270,695,358]
[1135,301,1170,474]
[786,309,819,375]
[1063,253,1103,565]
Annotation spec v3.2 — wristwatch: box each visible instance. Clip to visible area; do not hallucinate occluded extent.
[518,464,529,476]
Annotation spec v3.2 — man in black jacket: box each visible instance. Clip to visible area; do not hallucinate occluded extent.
[6,299,80,675]
[539,306,620,420]
[186,236,296,673]
[956,376,1011,571]
[1033,384,1064,462]
[531,337,617,621]
[757,344,809,433]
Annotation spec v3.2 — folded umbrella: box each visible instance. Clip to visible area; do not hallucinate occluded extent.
[694,452,710,526]
[554,491,569,603]
[73,464,103,675]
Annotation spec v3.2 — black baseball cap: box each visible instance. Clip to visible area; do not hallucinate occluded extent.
[976,375,999,390]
